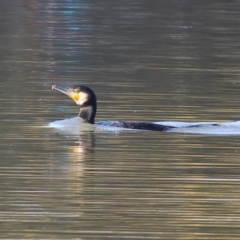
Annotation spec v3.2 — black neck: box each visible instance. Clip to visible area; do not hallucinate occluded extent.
[78,105,96,124]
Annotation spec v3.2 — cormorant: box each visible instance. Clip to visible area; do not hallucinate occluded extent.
[52,84,175,132]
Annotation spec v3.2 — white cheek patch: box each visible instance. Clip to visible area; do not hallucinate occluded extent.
[76,92,89,105]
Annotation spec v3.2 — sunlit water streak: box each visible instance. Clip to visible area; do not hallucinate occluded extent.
[49,117,240,135]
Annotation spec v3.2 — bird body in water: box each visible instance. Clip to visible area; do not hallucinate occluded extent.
[52,84,175,132]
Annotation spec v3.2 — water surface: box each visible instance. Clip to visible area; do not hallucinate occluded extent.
[1,0,240,239]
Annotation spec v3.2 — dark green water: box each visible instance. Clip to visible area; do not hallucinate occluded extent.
[1,0,240,239]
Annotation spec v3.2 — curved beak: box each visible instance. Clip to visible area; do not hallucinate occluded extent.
[52,84,80,103]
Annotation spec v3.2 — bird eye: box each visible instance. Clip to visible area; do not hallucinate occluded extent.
[74,88,80,93]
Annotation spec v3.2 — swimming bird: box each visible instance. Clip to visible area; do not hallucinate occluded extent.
[52,84,175,132]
